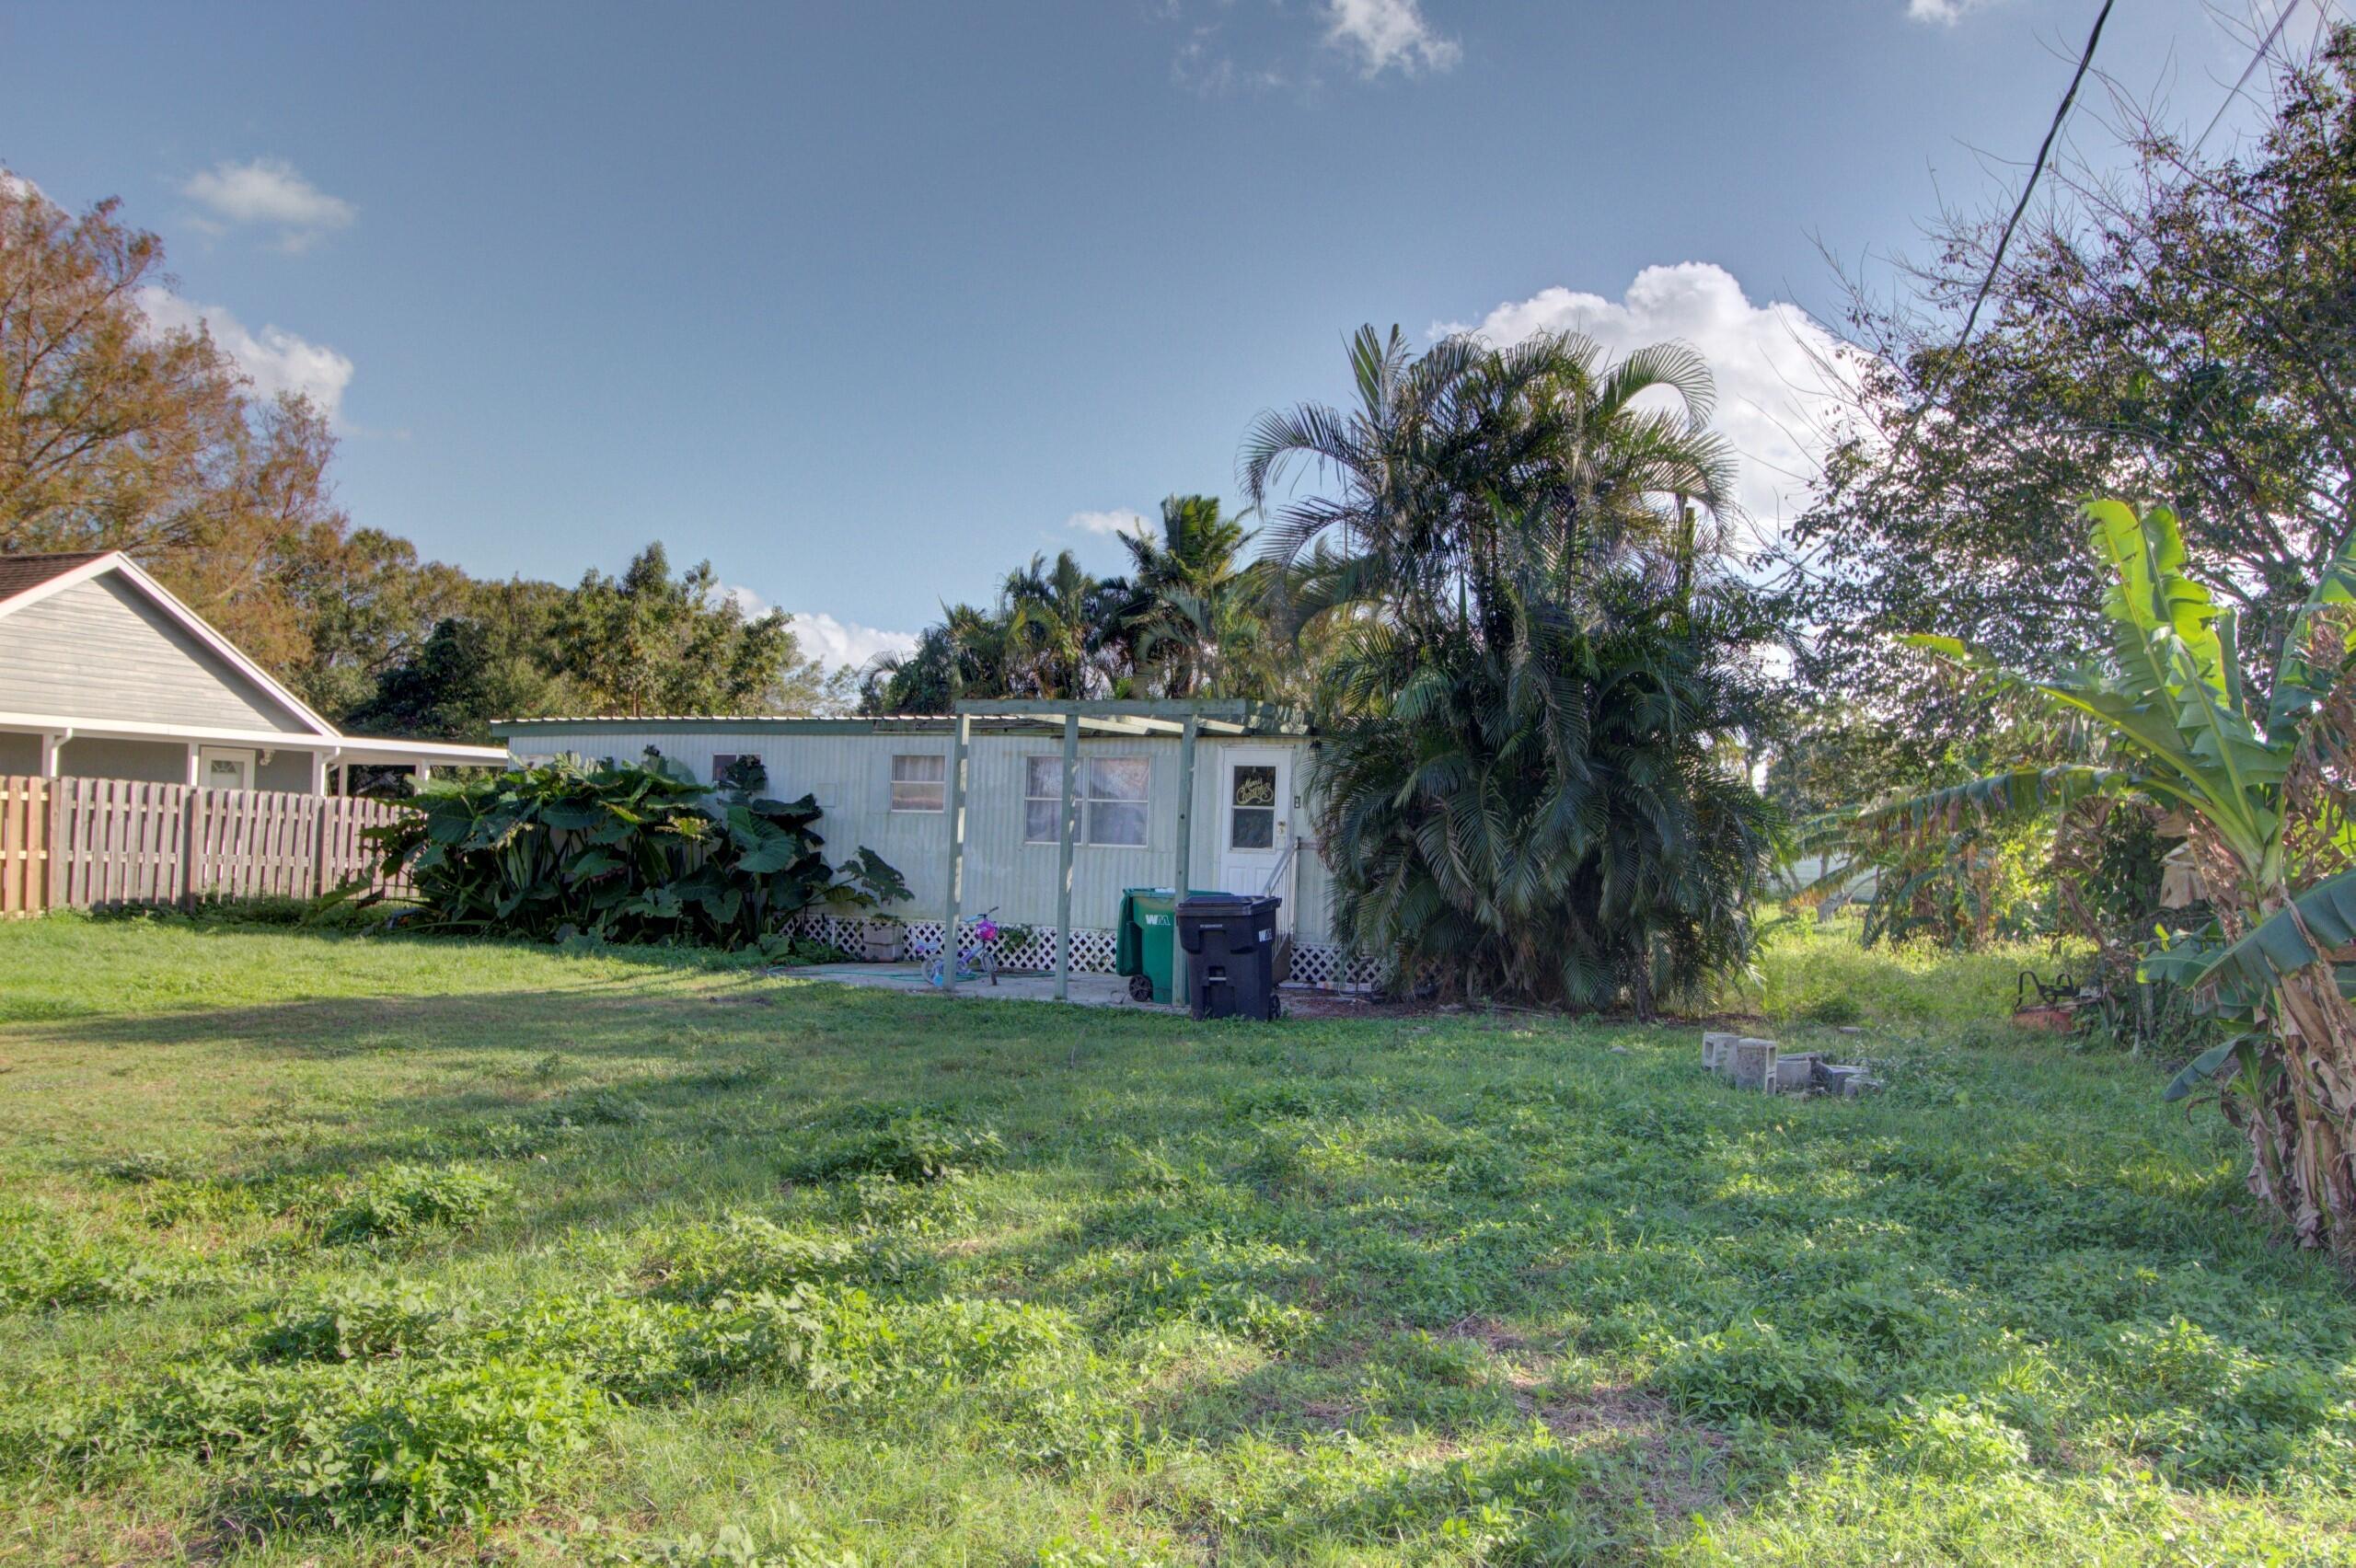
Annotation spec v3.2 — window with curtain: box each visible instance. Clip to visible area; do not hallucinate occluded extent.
[1024,755,1149,846]
[890,753,946,812]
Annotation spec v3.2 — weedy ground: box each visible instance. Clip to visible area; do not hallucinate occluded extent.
[0,912,2350,1565]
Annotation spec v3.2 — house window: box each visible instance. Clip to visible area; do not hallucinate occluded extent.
[1025,755,1149,847]
[712,753,766,789]
[890,753,946,813]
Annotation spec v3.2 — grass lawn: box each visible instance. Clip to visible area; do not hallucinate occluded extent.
[1,914,2352,1565]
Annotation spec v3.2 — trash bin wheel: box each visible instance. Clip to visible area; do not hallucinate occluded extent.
[1128,974,1155,1003]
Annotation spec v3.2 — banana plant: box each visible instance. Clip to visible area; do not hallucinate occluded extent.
[1911,499,2356,1256]
[1789,764,2120,945]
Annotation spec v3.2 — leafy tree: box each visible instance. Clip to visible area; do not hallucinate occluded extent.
[0,172,352,670]
[1246,327,1776,1011]
[548,543,803,717]
[1774,28,2356,763]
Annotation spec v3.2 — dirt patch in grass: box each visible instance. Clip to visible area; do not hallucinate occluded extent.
[1534,1384,1728,1525]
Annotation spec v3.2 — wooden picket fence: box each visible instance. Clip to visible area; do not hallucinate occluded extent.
[0,776,419,917]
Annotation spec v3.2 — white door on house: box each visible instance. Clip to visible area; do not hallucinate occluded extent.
[198,746,255,791]
[1215,747,1292,900]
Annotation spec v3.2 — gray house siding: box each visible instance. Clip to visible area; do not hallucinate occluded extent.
[0,732,37,774]
[58,737,184,783]
[502,724,1335,942]
[0,576,312,733]
[256,751,314,792]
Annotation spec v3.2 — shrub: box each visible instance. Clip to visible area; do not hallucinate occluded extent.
[580,1089,653,1127]
[321,1163,504,1245]
[786,1113,1004,1185]
[1799,992,1865,1026]
[0,1229,211,1313]
[683,1287,885,1395]
[479,1290,702,1402]
[281,1360,606,1527]
[256,1280,459,1364]
[892,1297,1075,1385]
[1656,1320,1866,1427]
[1878,1397,2033,1478]
[642,1214,866,1303]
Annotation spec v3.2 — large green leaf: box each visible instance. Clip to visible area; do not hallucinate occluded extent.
[2266,536,2356,737]
[2156,867,2356,995]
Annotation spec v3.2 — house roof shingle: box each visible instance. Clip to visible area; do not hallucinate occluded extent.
[0,551,113,608]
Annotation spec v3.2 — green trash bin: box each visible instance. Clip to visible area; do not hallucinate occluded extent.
[1116,887,1218,1003]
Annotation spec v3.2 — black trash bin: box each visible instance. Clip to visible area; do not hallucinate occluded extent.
[1175,893,1283,1020]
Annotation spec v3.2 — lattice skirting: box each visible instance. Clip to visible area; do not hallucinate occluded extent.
[790,911,1387,992]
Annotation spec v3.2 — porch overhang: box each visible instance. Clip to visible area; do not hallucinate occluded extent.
[0,709,510,789]
[936,698,1305,1005]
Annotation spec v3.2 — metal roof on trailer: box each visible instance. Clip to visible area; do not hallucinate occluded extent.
[493,704,1311,739]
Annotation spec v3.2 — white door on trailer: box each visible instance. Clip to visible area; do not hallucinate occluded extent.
[1215,747,1292,904]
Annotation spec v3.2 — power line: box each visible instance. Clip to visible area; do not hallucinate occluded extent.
[2194,0,2312,155]
[1948,0,2117,381]
[1890,0,2116,467]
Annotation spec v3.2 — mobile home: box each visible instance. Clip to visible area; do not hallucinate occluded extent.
[491,703,1375,987]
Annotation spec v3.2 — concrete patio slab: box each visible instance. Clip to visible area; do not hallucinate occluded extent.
[793,962,1179,1010]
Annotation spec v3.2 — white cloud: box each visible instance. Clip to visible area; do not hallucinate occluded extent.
[1066,508,1154,541]
[180,158,354,250]
[722,585,918,671]
[135,287,355,420]
[1906,0,2004,24]
[1324,0,1459,76]
[1443,263,1861,542]
[791,611,920,671]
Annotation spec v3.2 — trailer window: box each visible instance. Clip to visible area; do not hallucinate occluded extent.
[1025,755,1149,846]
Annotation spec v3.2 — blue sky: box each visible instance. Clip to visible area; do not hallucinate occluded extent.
[0,0,2321,666]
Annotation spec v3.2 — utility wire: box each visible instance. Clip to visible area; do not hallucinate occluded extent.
[1877,0,2117,481]
[2195,0,2311,154]
[1935,0,2117,406]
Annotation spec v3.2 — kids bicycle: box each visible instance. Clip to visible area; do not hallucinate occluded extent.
[919,907,1001,987]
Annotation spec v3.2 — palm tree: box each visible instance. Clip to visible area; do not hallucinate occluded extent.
[1002,549,1105,698]
[1242,326,1738,643]
[1242,326,1774,1012]
[1112,494,1270,697]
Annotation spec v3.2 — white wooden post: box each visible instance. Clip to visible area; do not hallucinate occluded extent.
[37,732,62,778]
[183,744,200,788]
[940,712,970,993]
[1055,711,1079,1002]
[1172,714,1198,1009]
[307,752,329,797]
[415,764,432,786]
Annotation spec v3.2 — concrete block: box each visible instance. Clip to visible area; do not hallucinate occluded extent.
[1702,1032,1739,1073]
[1819,1064,1867,1096]
[1729,1037,1777,1091]
[1839,1073,1885,1099]
[1773,1052,1822,1094]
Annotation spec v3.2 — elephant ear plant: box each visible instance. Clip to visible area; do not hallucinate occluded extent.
[1912,499,2356,1258]
[370,755,908,956]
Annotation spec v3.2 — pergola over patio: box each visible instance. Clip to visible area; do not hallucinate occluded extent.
[939,698,1307,1002]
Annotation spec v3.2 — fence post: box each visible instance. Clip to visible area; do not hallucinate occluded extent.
[313,798,330,898]
[179,785,200,910]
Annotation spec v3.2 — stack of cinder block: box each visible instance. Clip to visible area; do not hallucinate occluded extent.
[1701,1031,1880,1097]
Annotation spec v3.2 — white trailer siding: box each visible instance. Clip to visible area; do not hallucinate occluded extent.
[497,721,1334,943]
